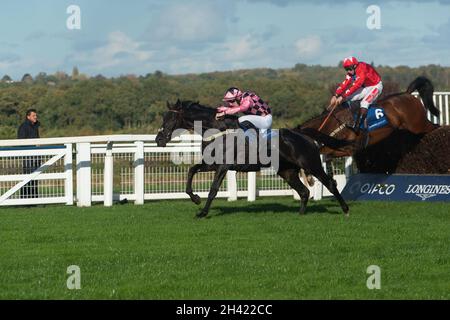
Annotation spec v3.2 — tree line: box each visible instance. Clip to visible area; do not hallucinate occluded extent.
[0,64,449,139]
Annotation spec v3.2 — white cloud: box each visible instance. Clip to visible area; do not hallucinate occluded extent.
[0,54,36,76]
[222,34,264,62]
[147,1,231,46]
[295,35,322,58]
[72,31,153,70]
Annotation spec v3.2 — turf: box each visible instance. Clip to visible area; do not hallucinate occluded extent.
[0,197,448,299]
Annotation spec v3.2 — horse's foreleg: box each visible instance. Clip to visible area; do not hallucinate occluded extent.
[313,168,349,216]
[278,168,310,215]
[186,164,205,205]
[197,166,228,218]
[329,160,335,178]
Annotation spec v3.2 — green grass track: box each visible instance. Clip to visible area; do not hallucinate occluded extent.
[0,197,448,299]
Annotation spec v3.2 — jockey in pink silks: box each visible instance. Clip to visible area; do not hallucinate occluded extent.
[216,87,272,135]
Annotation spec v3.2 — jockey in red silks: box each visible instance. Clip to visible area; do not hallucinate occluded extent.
[330,56,383,133]
[216,87,272,135]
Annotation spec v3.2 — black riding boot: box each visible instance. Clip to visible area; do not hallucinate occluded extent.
[353,111,362,134]
[353,108,368,134]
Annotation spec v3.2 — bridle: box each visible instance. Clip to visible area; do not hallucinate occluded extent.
[158,109,183,138]
[320,106,354,138]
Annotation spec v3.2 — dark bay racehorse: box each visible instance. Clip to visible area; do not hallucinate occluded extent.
[297,76,440,158]
[155,100,350,218]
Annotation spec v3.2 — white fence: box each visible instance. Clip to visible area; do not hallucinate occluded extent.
[0,92,448,207]
[0,145,73,206]
[0,135,341,207]
[412,91,450,125]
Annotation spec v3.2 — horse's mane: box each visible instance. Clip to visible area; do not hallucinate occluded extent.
[180,100,238,121]
[181,100,214,113]
[303,109,330,123]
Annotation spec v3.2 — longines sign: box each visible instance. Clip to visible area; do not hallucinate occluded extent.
[342,174,450,202]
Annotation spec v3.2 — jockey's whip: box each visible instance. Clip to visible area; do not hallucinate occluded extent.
[318,103,337,132]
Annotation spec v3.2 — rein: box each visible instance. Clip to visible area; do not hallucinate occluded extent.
[318,104,337,131]
[316,104,353,137]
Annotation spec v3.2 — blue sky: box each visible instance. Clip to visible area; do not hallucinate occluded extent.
[0,0,449,79]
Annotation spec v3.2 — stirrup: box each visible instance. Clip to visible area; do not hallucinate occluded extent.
[351,120,361,134]
[352,112,367,135]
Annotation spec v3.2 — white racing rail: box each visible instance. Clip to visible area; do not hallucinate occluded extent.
[0,134,350,207]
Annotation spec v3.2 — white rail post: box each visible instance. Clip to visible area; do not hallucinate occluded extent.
[313,155,326,200]
[293,171,302,200]
[247,172,256,202]
[76,142,91,207]
[345,157,353,182]
[134,141,145,205]
[227,171,237,201]
[445,94,449,125]
[104,142,114,207]
[433,94,438,124]
[64,143,74,206]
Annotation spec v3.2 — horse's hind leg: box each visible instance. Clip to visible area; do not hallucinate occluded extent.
[197,166,228,218]
[312,167,349,216]
[278,168,310,215]
[186,164,206,205]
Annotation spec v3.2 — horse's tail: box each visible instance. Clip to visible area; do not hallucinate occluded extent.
[299,128,352,149]
[406,76,440,117]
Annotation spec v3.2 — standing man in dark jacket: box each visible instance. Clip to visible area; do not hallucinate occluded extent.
[18,109,41,198]
[18,109,40,139]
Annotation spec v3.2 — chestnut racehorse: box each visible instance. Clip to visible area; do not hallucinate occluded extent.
[297,76,440,158]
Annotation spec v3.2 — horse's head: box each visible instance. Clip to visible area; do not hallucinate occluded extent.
[156,99,238,146]
[156,99,185,147]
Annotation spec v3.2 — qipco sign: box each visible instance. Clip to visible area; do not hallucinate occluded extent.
[359,183,396,195]
[342,174,450,202]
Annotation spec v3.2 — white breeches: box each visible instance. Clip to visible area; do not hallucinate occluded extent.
[238,114,273,133]
[348,82,383,109]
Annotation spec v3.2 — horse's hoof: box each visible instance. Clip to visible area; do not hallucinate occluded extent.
[196,210,208,219]
[192,194,201,205]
